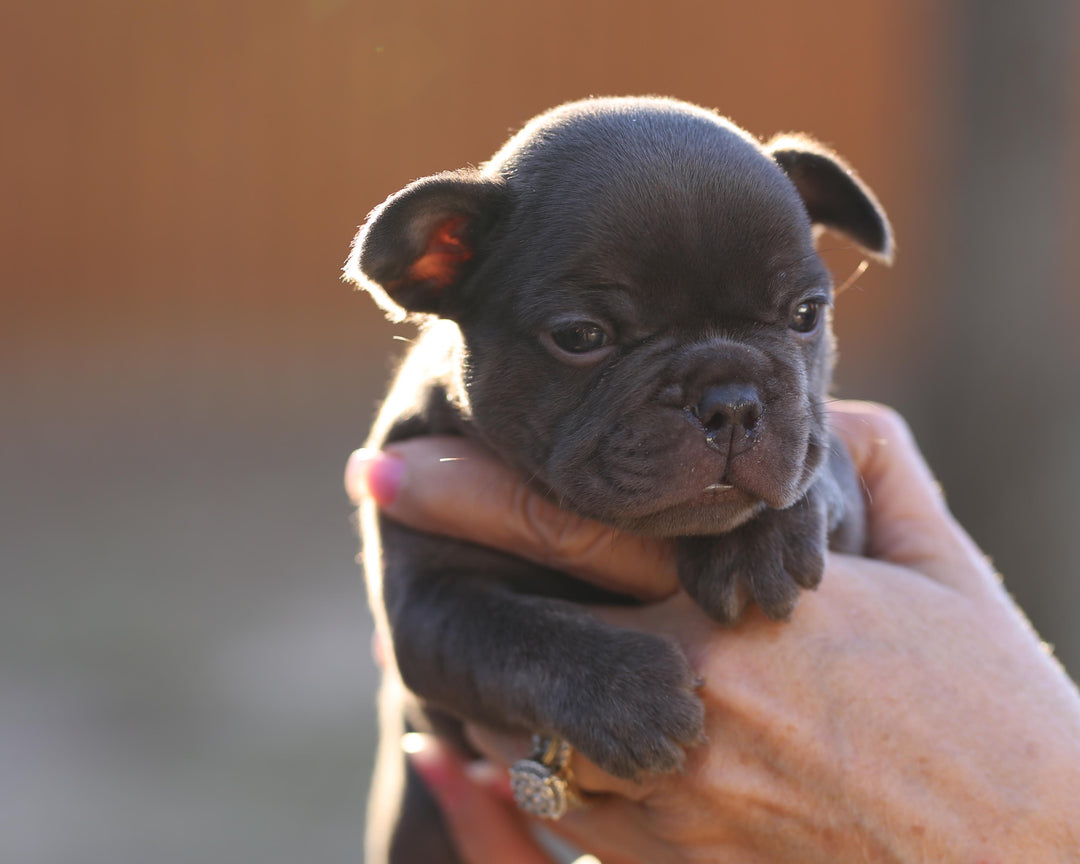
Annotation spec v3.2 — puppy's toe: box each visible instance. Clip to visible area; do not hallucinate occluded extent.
[749,537,824,618]
[677,537,751,624]
[748,564,801,620]
[785,540,826,590]
[690,567,750,624]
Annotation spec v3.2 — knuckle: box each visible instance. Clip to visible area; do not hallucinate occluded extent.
[837,402,918,459]
[868,403,914,444]
[507,481,596,563]
[501,479,677,598]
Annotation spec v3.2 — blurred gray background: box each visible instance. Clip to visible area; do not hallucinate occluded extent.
[2,1,1078,861]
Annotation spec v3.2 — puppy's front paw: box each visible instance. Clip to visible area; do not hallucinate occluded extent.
[554,630,704,780]
[677,500,827,623]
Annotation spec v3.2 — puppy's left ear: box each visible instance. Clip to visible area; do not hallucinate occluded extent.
[766,135,893,264]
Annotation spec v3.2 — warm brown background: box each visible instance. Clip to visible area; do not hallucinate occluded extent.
[3,2,1078,861]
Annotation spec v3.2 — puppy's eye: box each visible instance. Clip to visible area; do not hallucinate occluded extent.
[550,323,609,354]
[789,300,824,334]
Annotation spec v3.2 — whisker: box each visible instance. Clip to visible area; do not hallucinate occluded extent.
[835,259,870,297]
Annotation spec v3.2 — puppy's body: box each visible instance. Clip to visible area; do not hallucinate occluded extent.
[347,97,891,864]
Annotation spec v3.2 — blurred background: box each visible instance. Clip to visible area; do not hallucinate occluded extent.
[2,1,1078,861]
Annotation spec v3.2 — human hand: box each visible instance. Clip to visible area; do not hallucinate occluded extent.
[346,402,1080,863]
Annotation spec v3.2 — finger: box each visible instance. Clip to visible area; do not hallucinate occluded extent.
[456,759,653,864]
[406,734,558,864]
[554,796,674,864]
[463,724,657,802]
[459,728,671,864]
[346,438,678,601]
[829,401,994,593]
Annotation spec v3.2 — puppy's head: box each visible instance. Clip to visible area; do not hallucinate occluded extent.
[346,97,891,537]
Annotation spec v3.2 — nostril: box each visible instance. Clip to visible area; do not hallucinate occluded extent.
[694,384,763,435]
[740,400,762,432]
[695,403,733,433]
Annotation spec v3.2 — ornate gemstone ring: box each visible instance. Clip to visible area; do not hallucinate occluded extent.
[508,735,583,820]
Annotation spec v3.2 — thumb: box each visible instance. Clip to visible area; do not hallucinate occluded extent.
[829,401,993,594]
[345,437,677,601]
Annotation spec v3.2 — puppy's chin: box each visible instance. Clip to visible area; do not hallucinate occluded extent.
[606,488,767,538]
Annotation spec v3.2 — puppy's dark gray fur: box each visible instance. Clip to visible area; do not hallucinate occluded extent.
[345,96,892,864]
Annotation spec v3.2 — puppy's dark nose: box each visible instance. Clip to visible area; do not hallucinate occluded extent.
[693,383,762,439]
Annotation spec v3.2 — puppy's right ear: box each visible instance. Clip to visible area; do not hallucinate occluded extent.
[343,169,508,321]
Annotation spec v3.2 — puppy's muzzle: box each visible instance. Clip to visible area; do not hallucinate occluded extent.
[693,382,763,452]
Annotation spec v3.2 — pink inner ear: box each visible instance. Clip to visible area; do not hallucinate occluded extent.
[407,215,473,289]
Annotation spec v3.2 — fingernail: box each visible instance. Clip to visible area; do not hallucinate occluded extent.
[345,448,405,506]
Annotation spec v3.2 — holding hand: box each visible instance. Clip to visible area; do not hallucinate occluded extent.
[347,402,1080,863]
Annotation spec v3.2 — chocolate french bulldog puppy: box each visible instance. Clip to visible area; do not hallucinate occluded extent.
[345,96,892,863]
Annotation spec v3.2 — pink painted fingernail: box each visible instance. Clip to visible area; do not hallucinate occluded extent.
[345,449,405,506]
